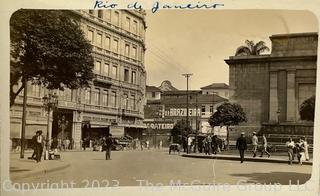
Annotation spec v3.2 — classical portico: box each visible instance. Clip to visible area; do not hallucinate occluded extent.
[225,32,317,142]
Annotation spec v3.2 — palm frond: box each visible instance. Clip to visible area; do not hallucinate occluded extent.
[245,40,255,52]
[254,41,270,55]
[235,46,251,56]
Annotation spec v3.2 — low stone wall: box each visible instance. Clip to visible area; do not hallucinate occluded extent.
[227,123,314,145]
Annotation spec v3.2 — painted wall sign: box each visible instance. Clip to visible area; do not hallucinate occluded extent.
[164,108,201,117]
[146,122,174,130]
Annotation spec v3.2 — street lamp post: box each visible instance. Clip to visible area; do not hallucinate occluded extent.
[182,73,193,150]
[276,109,281,124]
[42,93,59,160]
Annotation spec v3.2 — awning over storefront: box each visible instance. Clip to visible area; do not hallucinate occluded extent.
[118,124,147,129]
[86,121,111,128]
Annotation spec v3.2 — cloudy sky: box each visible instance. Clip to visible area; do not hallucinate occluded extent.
[144,10,318,90]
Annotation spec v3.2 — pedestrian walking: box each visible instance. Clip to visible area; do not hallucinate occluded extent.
[146,140,150,150]
[187,136,192,154]
[236,132,247,163]
[35,130,44,163]
[260,134,270,158]
[82,138,87,151]
[105,134,113,160]
[212,135,218,155]
[140,140,144,151]
[58,138,62,151]
[159,140,163,150]
[65,137,70,151]
[203,137,208,155]
[206,135,212,155]
[252,132,258,157]
[286,137,295,165]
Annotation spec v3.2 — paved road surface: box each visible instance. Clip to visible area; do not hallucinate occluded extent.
[12,150,312,188]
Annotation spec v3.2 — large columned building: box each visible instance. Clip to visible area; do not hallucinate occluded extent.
[225,32,317,143]
[10,10,147,150]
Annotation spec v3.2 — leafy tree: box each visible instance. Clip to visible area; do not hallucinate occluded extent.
[235,40,270,56]
[10,9,94,107]
[299,95,315,121]
[208,102,247,150]
[171,119,190,144]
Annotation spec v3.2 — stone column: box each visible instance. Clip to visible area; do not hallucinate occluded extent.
[286,70,296,121]
[48,111,53,146]
[72,110,82,150]
[269,71,278,122]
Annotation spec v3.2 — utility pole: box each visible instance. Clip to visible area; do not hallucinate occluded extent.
[195,92,199,153]
[20,78,27,159]
[182,73,192,150]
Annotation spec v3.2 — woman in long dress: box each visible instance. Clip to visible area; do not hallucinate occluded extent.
[302,136,309,161]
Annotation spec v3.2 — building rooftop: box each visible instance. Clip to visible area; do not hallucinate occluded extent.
[162,90,201,95]
[161,93,227,104]
[270,32,318,39]
[146,85,161,92]
[158,80,178,91]
[200,83,229,90]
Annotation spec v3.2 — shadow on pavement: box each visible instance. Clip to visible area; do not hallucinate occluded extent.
[230,171,311,184]
[10,167,31,173]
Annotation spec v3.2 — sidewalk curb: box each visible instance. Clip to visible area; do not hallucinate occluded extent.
[181,154,313,165]
[11,163,71,181]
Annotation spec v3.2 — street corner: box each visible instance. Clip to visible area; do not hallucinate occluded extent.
[9,157,71,182]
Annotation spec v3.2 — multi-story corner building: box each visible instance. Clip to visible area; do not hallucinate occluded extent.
[10,10,147,150]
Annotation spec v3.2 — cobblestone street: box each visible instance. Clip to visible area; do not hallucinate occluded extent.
[10,150,312,188]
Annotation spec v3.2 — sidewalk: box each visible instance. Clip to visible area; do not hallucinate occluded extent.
[182,151,313,165]
[10,152,71,181]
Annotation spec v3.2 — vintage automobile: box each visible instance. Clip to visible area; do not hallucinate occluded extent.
[94,135,134,151]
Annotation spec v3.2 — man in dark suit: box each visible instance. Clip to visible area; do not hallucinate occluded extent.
[236,132,247,163]
[28,131,38,160]
[35,130,44,162]
[105,134,113,160]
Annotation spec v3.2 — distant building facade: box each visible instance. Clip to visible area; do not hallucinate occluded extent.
[145,85,161,101]
[200,83,229,99]
[144,81,227,147]
[225,32,317,143]
[10,10,147,150]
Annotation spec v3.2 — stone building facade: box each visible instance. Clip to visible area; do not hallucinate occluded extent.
[225,32,317,143]
[10,10,147,150]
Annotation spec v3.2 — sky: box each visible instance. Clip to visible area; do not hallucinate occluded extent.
[144,10,318,90]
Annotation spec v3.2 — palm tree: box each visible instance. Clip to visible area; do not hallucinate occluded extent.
[299,95,315,121]
[235,40,270,56]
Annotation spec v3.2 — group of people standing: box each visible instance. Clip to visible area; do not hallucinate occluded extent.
[202,135,223,155]
[29,130,75,162]
[286,136,309,165]
[236,132,310,165]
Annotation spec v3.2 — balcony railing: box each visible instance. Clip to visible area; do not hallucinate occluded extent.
[94,74,113,86]
[79,11,144,43]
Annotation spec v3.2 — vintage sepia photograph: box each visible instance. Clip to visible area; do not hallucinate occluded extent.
[7,9,318,189]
